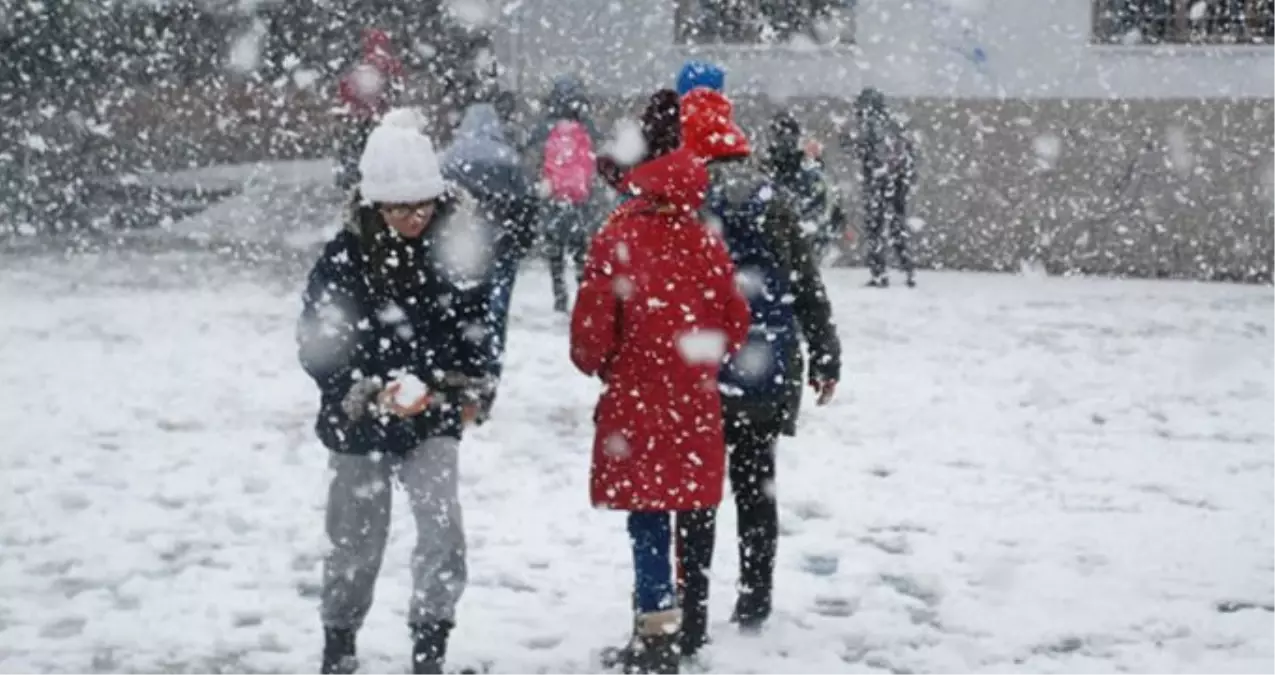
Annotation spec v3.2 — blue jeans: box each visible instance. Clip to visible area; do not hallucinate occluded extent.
[628,512,676,614]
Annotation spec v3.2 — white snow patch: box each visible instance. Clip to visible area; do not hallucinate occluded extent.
[0,261,1270,674]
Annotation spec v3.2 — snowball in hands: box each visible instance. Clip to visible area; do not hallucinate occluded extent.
[391,373,430,408]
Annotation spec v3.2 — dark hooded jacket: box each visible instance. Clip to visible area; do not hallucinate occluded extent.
[706,157,841,435]
[296,192,494,456]
[442,103,541,261]
[854,87,917,188]
[764,111,831,227]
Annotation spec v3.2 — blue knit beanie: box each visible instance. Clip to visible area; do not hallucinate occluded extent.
[676,60,725,96]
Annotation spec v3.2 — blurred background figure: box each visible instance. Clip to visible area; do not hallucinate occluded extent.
[524,74,601,313]
[853,87,918,288]
[333,27,404,192]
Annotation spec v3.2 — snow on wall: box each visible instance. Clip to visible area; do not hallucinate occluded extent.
[502,0,1275,100]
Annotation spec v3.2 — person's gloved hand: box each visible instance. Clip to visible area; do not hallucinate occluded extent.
[342,378,384,421]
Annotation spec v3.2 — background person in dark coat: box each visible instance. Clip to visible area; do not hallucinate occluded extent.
[671,71,843,660]
[854,86,918,288]
[442,102,540,419]
[763,111,839,261]
[298,108,493,675]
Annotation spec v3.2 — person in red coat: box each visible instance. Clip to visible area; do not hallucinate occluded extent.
[569,89,752,673]
[334,28,405,190]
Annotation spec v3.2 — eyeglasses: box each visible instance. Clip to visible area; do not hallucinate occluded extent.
[379,201,436,219]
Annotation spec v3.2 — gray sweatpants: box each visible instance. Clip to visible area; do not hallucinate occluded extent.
[320,437,467,629]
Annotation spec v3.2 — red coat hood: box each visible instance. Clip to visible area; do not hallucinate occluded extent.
[618,147,709,213]
[679,88,751,162]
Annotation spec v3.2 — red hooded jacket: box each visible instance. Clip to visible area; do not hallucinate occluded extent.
[337,29,404,120]
[569,93,755,511]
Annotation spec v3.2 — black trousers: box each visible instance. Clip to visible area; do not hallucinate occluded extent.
[864,177,914,281]
[674,409,780,649]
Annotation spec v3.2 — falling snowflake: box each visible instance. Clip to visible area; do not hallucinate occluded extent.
[731,341,773,381]
[603,433,631,458]
[615,241,631,264]
[607,118,647,166]
[433,196,494,285]
[377,303,407,325]
[613,275,635,300]
[447,0,493,27]
[906,217,927,232]
[1032,133,1062,169]
[226,19,267,74]
[676,330,728,365]
[1164,125,1194,179]
[703,213,725,238]
[347,64,388,103]
[734,267,767,299]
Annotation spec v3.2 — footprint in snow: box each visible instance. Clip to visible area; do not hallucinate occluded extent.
[521,635,563,650]
[789,500,832,521]
[802,553,839,577]
[812,595,857,617]
[859,532,911,555]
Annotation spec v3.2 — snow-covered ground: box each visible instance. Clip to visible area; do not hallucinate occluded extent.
[0,246,1271,674]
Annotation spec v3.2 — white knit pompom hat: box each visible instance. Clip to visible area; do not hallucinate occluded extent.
[358,107,447,204]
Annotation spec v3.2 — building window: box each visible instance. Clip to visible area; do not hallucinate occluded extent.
[1093,0,1274,44]
[675,0,856,47]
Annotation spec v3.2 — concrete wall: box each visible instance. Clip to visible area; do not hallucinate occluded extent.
[499,0,1275,99]
[579,94,1273,281]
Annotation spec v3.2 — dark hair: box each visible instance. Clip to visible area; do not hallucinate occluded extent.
[641,89,682,162]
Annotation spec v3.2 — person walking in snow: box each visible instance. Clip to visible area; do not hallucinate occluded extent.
[441,102,541,421]
[671,62,843,659]
[333,27,404,191]
[297,108,494,675]
[853,86,918,287]
[525,74,602,312]
[569,90,752,674]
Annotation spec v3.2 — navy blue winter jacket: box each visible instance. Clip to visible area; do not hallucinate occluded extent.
[297,195,493,456]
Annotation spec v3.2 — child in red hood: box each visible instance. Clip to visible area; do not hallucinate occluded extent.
[570,88,753,674]
[334,29,405,190]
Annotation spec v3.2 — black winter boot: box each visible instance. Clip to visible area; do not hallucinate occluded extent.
[410,621,453,675]
[320,627,358,675]
[730,588,773,632]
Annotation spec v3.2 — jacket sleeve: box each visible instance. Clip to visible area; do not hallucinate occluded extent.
[765,197,842,383]
[787,227,842,383]
[296,249,366,398]
[569,231,620,377]
[453,282,493,381]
